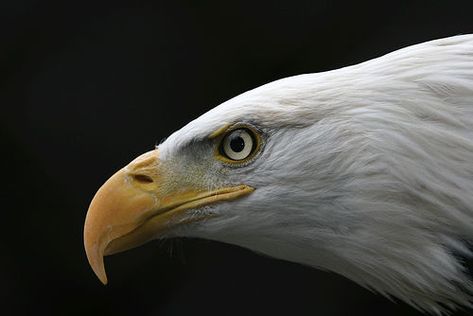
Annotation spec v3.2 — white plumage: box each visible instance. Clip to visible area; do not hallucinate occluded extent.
[158,35,473,314]
[83,34,473,315]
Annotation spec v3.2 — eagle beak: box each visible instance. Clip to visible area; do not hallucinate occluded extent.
[83,149,253,284]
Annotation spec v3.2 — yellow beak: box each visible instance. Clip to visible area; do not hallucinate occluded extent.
[83,149,253,284]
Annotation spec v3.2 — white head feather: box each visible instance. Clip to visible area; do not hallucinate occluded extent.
[158,35,473,314]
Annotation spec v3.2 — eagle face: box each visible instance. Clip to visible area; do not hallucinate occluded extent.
[84,35,473,315]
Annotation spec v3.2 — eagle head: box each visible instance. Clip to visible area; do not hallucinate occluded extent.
[84,35,473,314]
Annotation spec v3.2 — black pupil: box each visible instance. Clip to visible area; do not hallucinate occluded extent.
[229,134,245,152]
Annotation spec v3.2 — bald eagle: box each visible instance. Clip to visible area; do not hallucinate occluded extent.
[84,35,473,314]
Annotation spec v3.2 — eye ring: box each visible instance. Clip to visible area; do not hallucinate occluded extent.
[215,125,262,164]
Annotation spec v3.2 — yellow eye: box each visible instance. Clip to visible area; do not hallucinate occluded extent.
[220,128,256,161]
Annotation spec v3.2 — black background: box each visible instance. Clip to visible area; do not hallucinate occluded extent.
[2,1,473,315]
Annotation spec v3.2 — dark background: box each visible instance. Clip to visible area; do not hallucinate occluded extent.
[2,1,473,315]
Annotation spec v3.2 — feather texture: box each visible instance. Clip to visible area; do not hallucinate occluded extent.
[159,35,473,314]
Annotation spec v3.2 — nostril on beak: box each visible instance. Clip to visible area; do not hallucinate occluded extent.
[132,174,154,184]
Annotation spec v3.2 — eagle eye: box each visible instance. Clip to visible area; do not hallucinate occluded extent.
[217,127,260,163]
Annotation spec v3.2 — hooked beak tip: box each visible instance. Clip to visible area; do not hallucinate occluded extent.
[85,240,108,285]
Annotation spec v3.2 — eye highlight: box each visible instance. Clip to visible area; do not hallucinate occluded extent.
[216,126,261,164]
